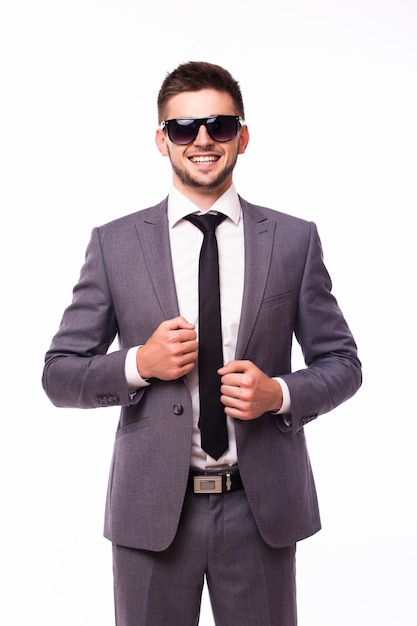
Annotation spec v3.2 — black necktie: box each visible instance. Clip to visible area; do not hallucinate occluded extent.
[185,212,228,460]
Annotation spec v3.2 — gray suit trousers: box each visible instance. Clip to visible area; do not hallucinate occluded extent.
[112,488,297,626]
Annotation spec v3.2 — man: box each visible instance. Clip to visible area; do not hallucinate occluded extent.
[43,61,362,625]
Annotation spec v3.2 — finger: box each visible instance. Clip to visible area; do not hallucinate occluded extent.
[164,329,197,351]
[221,374,242,395]
[218,360,250,375]
[177,340,199,357]
[176,329,198,343]
[166,337,198,360]
[221,397,252,421]
[167,316,195,330]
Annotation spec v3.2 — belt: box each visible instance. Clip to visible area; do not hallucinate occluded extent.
[188,467,243,494]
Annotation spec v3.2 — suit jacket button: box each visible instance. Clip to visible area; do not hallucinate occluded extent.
[173,404,184,415]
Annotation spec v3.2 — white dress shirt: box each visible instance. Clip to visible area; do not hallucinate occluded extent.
[125,184,290,469]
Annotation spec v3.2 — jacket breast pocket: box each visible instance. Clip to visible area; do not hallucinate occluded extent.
[261,291,295,310]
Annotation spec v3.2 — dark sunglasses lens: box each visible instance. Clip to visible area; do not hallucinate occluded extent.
[168,119,199,144]
[167,117,239,144]
[206,116,238,142]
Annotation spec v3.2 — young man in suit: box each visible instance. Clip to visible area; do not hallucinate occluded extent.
[43,61,362,625]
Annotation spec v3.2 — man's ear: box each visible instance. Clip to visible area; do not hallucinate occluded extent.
[238,124,250,155]
[155,128,169,156]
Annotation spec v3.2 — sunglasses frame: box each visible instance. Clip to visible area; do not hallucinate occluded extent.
[160,115,242,145]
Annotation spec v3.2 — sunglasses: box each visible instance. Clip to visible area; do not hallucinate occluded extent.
[161,115,242,145]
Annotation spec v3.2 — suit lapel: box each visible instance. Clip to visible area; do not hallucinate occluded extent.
[134,199,181,320]
[235,198,276,359]
[133,196,276,359]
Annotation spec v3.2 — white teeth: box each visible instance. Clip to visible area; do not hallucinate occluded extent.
[190,156,218,163]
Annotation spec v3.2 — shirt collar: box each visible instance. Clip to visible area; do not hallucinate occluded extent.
[168,184,241,228]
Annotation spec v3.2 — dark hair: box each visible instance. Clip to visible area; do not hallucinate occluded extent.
[157,61,245,123]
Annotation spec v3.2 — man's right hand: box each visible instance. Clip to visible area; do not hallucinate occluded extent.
[136,317,198,381]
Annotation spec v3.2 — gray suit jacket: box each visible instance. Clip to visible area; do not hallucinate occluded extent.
[43,196,361,551]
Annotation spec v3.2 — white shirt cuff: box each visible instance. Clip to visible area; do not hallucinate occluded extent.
[270,377,291,415]
[276,377,291,414]
[125,346,151,390]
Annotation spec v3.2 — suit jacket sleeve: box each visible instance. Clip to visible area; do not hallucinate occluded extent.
[42,227,134,409]
[278,221,362,433]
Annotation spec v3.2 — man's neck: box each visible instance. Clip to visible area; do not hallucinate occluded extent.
[172,180,233,212]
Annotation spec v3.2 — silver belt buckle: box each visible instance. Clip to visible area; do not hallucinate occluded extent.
[193,475,222,494]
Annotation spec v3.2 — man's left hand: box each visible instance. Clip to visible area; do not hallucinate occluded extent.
[218,360,283,421]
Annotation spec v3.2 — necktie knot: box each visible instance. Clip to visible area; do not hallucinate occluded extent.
[185,212,227,234]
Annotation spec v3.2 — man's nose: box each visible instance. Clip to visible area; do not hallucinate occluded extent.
[193,123,214,145]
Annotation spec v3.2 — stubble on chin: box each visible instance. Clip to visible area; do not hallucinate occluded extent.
[171,163,236,190]
[167,145,238,191]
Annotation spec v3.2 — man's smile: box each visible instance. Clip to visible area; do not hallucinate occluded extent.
[188,155,220,163]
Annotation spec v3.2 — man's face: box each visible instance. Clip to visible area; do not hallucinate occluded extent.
[156,89,249,202]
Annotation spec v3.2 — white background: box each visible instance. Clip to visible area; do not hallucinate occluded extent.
[1,1,416,624]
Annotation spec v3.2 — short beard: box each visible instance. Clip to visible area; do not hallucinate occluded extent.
[167,146,238,191]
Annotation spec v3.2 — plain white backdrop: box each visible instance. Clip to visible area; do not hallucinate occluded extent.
[1,1,416,624]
